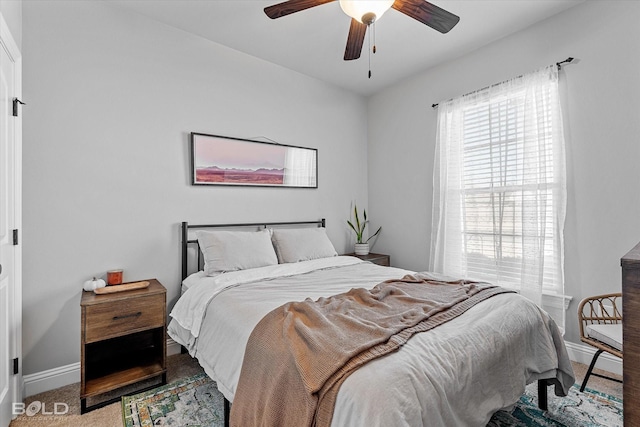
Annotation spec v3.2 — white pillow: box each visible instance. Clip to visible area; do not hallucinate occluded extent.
[271,228,337,263]
[197,229,278,276]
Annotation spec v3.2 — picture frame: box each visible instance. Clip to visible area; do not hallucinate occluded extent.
[190,133,318,188]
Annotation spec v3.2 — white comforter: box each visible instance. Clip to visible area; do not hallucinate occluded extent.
[168,256,574,427]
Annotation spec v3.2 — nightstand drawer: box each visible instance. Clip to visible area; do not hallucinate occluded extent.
[84,294,164,343]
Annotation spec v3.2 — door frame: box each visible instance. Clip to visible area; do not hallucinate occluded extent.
[0,10,24,419]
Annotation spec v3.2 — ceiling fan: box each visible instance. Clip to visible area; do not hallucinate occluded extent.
[264,0,460,61]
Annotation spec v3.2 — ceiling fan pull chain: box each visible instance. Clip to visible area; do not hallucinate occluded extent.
[368,24,372,79]
[373,21,377,54]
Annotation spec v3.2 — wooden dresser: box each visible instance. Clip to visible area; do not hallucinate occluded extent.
[80,279,167,413]
[622,242,640,426]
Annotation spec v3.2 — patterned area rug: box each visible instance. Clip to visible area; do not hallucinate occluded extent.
[122,373,224,427]
[489,383,623,427]
[121,374,622,427]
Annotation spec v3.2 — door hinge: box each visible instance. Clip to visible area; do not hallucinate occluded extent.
[13,358,19,375]
[12,98,25,117]
[12,229,18,245]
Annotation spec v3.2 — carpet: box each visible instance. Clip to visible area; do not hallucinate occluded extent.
[121,374,622,427]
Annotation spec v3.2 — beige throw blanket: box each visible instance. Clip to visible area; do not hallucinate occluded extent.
[230,273,513,427]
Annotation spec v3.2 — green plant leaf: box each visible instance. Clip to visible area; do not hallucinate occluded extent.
[365,226,382,243]
[347,220,363,242]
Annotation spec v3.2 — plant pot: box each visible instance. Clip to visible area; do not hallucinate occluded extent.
[354,243,370,256]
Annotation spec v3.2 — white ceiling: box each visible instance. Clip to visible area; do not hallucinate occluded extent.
[108,0,584,96]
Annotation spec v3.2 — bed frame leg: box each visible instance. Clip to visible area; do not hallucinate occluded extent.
[537,379,548,411]
[224,397,231,427]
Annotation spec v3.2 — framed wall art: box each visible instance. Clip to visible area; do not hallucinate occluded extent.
[190,133,318,188]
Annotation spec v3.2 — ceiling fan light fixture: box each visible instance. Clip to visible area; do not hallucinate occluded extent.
[339,0,394,24]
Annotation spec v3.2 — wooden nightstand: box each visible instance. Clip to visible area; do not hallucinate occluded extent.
[346,252,390,267]
[80,279,167,413]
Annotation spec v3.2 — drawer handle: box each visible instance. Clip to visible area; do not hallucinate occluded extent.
[113,312,142,321]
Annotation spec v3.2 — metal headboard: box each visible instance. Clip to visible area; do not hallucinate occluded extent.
[181,219,326,280]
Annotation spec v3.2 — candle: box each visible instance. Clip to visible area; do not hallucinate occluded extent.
[107,269,123,286]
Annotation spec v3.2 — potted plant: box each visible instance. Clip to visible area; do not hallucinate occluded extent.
[347,205,381,255]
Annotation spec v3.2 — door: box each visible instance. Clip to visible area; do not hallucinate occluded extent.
[0,14,21,427]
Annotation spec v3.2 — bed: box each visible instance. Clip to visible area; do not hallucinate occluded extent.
[168,220,575,427]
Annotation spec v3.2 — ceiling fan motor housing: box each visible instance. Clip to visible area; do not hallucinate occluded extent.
[361,12,377,25]
[339,0,394,23]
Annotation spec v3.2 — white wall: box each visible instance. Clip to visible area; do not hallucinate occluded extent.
[0,0,21,51]
[368,0,640,345]
[22,0,368,375]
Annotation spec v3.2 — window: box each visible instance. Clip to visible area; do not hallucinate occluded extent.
[430,66,566,311]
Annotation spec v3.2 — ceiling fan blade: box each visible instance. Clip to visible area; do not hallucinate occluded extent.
[392,0,460,33]
[344,19,367,61]
[264,0,335,19]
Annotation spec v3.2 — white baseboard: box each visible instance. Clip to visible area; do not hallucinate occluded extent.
[564,340,622,376]
[24,338,184,397]
[23,362,80,398]
[167,337,182,356]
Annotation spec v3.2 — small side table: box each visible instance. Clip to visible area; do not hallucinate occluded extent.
[80,279,167,413]
[345,252,390,267]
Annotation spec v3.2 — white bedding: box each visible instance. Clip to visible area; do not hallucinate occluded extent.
[168,256,574,427]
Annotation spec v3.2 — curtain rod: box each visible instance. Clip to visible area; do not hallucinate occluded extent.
[431,57,574,109]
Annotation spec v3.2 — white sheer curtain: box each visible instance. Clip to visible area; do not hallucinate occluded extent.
[430,65,567,331]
